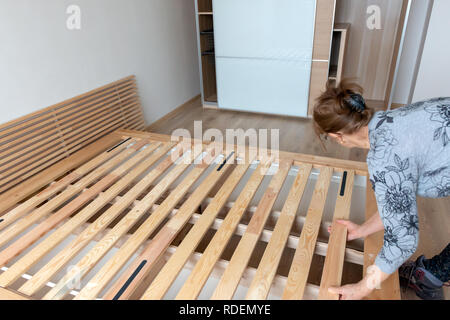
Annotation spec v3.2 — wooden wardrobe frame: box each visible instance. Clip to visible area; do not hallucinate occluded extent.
[0,129,401,300]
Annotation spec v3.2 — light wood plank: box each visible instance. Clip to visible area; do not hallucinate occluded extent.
[175,157,274,300]
[0,287,30,300]
[282,167,333,300]
[0,76,145,195]
[211,160,292,300]
[0,139,140,248]
[0,87,137,165]
[73,144,218,300]
[140,155,255,300]
[103,150,237,300]
[0,76,135,133]
[0,83,136,152]
[245,164,314,300]
[117,129,369,176]
[0,140,159,286]
[43,142,205,300]
[0,138,130,232]
[318,170,355,299]
[0,112,133,193]
[0,133,124,215]
[18,142,177,296]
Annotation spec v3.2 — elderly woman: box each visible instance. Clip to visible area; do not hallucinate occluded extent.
[313,80,449,300]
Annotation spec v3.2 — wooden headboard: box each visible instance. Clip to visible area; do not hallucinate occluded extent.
[0,75,146,194]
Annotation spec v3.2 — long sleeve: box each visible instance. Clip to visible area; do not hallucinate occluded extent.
[369,151,420,274]
[366,99,450,274]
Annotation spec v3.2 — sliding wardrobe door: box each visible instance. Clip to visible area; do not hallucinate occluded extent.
[213,0,316,117]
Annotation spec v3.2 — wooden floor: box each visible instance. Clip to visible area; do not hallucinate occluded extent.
[148,96,449,300]
[148,97,370,162]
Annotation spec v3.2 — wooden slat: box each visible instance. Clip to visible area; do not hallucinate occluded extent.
[0,76,145,194]
[245,164,314,300]
[0,86,137,149]
[0,129,70,170]
[0,83,135,152]
[0,76,135,133]
[211,160,292,300]
[0,138,132,232]
[140,156,254,300]
[18,142,177,296]
[103,150,237,300]
[65,196,354,299]
[0,287,30,300]
[0,139,140,248]
[0,83,136,160]
[0,100,138,180]
[174,157,274,300]
[42,142,204,300]
[72,219,321,299]
[64,192,362,273]
[73,144,218,300]
[0,140,160,286]
[282,167,333,300]
[0,133,124,215]
[364,178,401,300]
[116,129,369,176]
[0,98,134,172]
[318,170,355,299]
[0,112,132,193]
[0,95,139,170]
[0,105,133,184]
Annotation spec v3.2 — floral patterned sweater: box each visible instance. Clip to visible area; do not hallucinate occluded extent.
[367,98,450,275]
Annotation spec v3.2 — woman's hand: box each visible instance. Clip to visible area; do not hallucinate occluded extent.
[328,281,373,300]
[328,265,390,300]
[327,220,362,241]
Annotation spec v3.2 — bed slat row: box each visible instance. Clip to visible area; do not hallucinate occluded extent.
[0,130,400,300]
[0,76,146,193]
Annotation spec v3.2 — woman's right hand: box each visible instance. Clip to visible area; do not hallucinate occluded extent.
[327,220,362,241]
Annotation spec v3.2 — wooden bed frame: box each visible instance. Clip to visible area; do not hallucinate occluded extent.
[0,78,400,300]
[0,129,401,300]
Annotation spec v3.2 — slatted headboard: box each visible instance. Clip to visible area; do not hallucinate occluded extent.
[0,76,146,194]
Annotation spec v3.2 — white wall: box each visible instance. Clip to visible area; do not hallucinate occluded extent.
[392,0,433,104]
[0,0,200,125]
[412,0,450,101]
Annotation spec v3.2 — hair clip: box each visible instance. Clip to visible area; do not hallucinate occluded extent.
[345,93,366,113]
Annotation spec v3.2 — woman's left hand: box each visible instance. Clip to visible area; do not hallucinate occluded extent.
[328,282,373,300]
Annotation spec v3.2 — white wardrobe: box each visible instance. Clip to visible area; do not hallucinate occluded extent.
[213,0,316,117]
[195,0,409,117]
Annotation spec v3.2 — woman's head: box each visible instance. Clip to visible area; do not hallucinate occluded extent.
[313,79,375,149]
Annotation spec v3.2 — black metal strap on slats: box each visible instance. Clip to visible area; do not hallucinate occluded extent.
[340,171,348,196]
[113,260,147,300]
[217,151,235,172]
[107,137,132,153]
